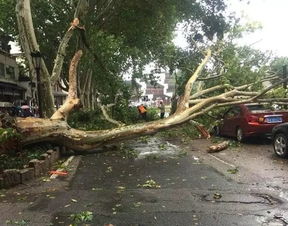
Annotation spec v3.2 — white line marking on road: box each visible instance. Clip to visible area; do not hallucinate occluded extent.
[208,154,236,168]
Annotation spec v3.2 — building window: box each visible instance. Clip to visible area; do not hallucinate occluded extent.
[5,66,15,79]
[0,63,4,77]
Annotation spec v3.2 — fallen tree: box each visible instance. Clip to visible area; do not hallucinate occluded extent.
[4,0,288,153]
[10,48,288,152]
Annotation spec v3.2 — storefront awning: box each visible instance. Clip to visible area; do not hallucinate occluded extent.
[0,82,26,91]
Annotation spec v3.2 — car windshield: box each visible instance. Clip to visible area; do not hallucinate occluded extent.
[246,104,270,113]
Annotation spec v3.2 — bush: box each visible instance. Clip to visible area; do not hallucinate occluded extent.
[68,109,115,130]
[0,143,51,173]
[68,105,160,130]
[0,128,21,144]
[146,107,160,121]
[112,105,140,124]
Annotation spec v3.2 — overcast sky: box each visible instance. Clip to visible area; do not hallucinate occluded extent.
[174,0,288,57]
[12,1,288,58]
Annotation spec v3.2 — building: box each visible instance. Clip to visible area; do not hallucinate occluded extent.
[145,82,164,99]
[164,72,176,97]
[125,69,176,106]
[53,83,67,108]
[0,33,28,105]
[0,31,67,109]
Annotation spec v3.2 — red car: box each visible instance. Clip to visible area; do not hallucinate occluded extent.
[215,103,288,142]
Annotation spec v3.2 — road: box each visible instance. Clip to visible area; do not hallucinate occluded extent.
[0,136,288,225]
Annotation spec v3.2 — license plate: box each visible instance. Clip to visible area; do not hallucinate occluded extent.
[266,116,282,123]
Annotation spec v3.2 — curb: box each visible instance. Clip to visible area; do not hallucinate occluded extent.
[0,147,61,189]
[50,156,74,179]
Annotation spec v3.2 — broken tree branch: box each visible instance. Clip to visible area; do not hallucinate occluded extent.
[190,84,232,99]
[207,141,229,153]
[50,50,83,120]
[176,49,212,112]
[51,0,89,85]
[97,91,124,127]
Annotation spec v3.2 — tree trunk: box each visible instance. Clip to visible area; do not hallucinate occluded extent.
[16,0,55,117]
[17,108,207,151]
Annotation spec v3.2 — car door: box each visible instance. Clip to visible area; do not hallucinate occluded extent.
[221,107,242,136]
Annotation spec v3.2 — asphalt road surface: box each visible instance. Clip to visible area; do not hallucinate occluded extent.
[1,136,288,226]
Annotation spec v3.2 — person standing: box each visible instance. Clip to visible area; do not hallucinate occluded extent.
[159,101,165,119]
[137,104,147,120]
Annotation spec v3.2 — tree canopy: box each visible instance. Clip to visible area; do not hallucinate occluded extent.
[1,0,232,115]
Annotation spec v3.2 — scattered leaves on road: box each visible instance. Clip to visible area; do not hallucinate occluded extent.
[227,168,239,174]
[138,136,150,143]
[116,186,126,193]
[158,143,167,150]
[133,202,142,208]
[69,211,93,224]
[105,166,113,173]
[138,179,161,189]
[6,219,29,225]
[92,187,103,191]
[41,177,51,182]
[0,192,6,198]
[213,193,222,199]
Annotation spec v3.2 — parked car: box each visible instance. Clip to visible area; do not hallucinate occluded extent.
[272,123,288,158]
[214,103,288,142]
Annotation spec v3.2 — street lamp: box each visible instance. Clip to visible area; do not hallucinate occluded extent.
[31,51,43,117]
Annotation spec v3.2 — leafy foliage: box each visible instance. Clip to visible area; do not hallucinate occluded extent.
[119,143,138,159]
[68,105,160,130]
[0,128,20,144]
[69,211,93,225]
[0,144,49,173]
[0,0,232,113]
[68,109,115,130]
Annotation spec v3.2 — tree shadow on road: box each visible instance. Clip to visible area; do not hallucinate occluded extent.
[242,137,272,145]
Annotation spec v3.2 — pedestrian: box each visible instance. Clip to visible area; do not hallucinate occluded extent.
[21,105,34,117]
[158,101,165,119]
[137,104,147,120]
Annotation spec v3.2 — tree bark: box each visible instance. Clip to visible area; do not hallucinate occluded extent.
[16,0,55,117]
[50,0,89,85]
[207,141,229,153]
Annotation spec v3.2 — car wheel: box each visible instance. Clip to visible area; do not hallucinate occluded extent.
[273,133,288,158]
[236,127,244,142]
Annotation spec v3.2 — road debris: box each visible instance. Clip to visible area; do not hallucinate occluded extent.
[207,141,229,153]
[213,193,222,199]
[137,179,161,189]
[227,168,239,174]
[49,171,68,176]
